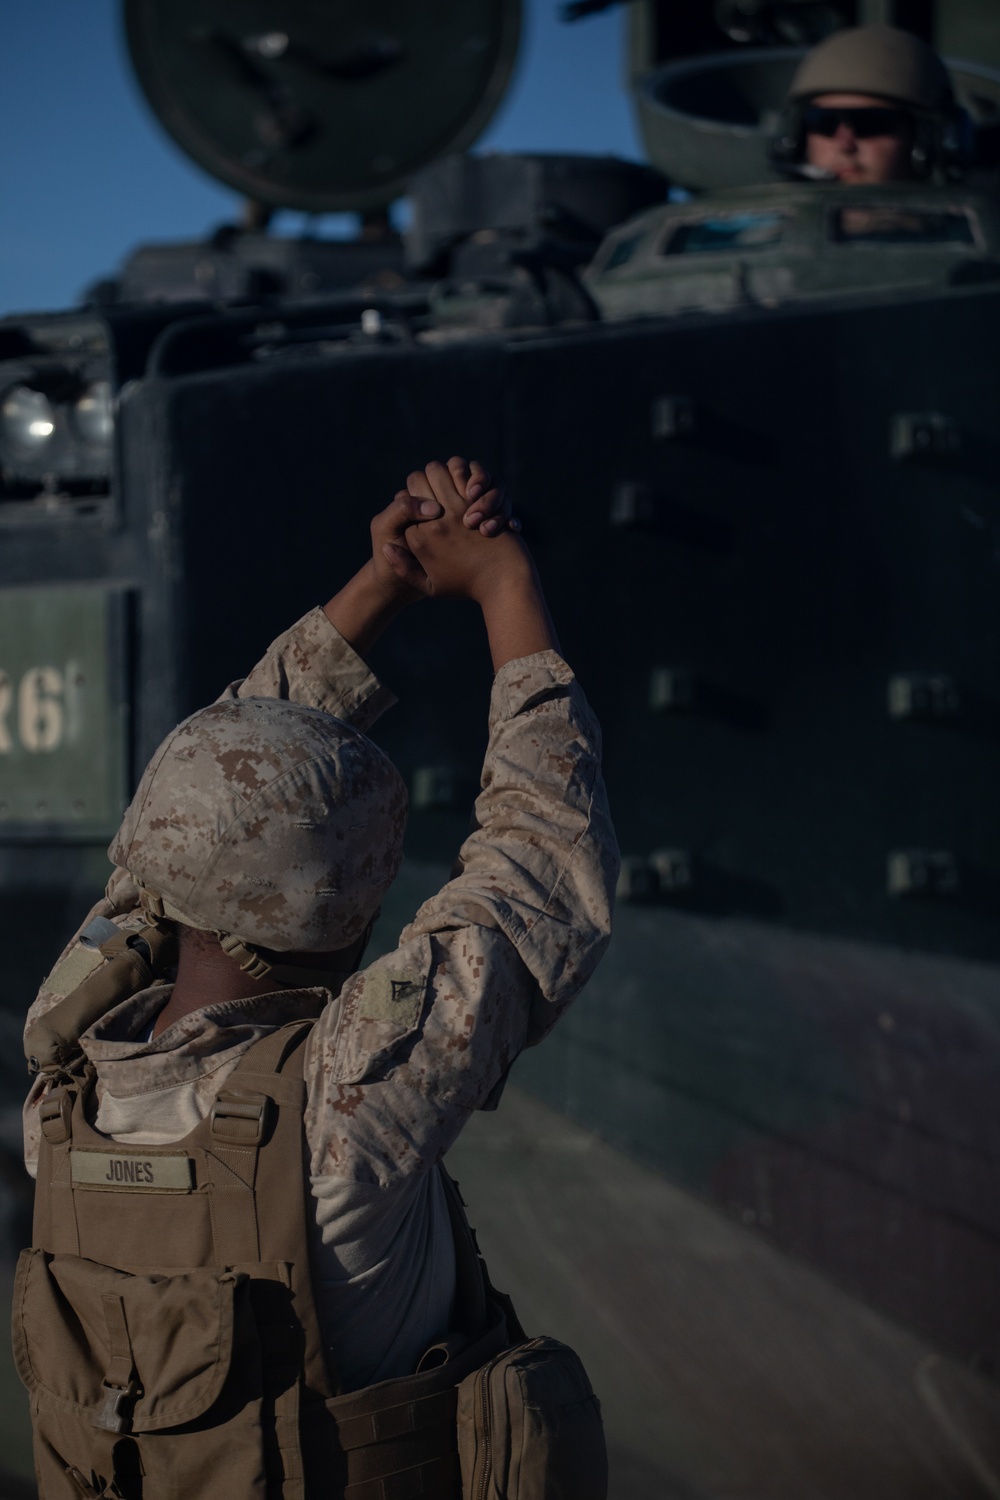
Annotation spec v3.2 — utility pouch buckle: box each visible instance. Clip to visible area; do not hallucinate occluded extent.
[39,1089,73,1145]
[93,1378,141,1435]
[210,1090,270,1147]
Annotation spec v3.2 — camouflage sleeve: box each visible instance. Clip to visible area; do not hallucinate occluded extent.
[405,650,620,1038]
[219,606,396,731]
[303,650,619,1184]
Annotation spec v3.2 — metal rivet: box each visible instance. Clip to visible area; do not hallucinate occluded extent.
[651,394,695,440]
[649,667,696,712]
[889,412,961,462]
[411,766,462,813]
[616,856,658,903]
[650,848,694,894]
[361,308,383,337]
[610,481,656,529]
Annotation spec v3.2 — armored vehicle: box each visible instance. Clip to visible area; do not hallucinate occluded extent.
[589,180,1000,314]
[2,2,1000,1495]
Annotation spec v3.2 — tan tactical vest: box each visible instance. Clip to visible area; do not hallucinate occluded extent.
[16,1019,510,1500]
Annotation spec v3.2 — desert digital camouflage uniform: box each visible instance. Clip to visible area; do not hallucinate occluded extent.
[22,607,618,1392]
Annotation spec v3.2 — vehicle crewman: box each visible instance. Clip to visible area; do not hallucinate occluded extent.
[773,24,966,184]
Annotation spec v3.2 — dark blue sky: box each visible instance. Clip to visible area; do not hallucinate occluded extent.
[1,1,642,316]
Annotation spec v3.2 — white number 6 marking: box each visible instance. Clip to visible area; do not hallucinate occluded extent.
[0,672,11,753]
[18,667,64,752]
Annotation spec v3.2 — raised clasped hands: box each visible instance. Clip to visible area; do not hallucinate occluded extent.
[370,456,517,606]
[381,458,529,604]
[324,456,553,671]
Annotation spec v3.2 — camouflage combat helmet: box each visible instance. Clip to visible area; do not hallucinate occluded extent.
[109,697,407,968]
[788,24,954,112]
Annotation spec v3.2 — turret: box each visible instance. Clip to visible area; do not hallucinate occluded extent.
[622,0,1000,189]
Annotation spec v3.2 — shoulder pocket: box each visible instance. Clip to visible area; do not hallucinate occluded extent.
[328,934,431,1084]
[41,944,104,1000]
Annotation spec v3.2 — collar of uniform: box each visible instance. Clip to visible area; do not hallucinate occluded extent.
[79,984,330,1097]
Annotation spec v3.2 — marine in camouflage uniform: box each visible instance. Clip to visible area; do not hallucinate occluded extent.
[22,459,619,1393]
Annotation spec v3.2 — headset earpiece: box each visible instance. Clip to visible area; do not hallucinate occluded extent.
[939,105,974,179]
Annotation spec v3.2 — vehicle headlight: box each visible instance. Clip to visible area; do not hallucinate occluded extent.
[72,380,114,448]
[0,386,56,455]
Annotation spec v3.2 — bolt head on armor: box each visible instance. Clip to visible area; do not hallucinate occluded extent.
[109,698,407,952]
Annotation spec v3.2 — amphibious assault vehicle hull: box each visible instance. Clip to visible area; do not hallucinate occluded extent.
[2,278,998,1383]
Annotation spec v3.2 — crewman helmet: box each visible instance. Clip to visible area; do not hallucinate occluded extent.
[788,24,954,112]
[771,24,967,180]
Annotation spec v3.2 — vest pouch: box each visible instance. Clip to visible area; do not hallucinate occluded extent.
[12,1248,270,1500]
[456,1337,607,1500]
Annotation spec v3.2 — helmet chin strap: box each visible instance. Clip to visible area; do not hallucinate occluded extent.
[215,932,366,991]
[136,882,375,992]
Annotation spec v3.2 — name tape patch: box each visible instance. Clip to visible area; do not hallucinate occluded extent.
[71,1150,194,1192]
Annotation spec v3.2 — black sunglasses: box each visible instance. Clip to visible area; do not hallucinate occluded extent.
[803,104,910,139]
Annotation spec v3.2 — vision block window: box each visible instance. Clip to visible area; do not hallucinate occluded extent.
[603,232,645,271]
[831,208,976,246]
[664,213,786,255]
